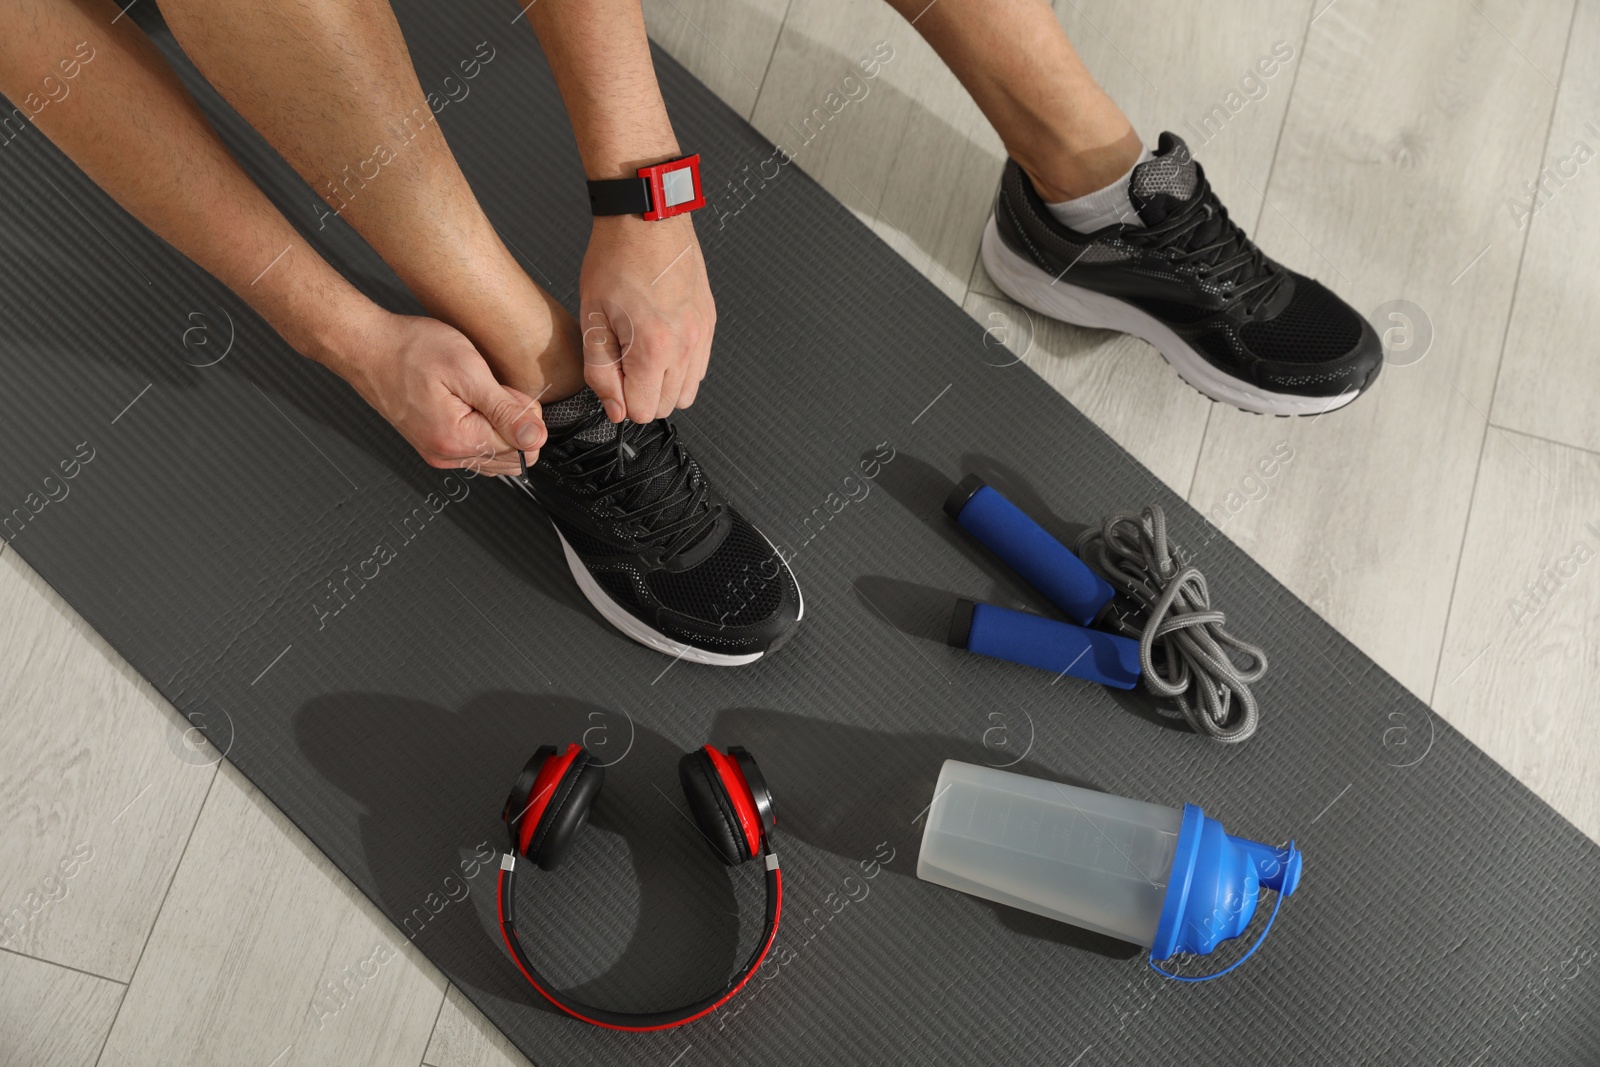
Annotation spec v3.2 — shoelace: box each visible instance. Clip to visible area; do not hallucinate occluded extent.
[1075,507,1267,743]
[541,409,718,559]
[1129,175,1286,316]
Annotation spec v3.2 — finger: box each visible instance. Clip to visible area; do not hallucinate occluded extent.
[435,422,522,470]
[581,308,627,423]
[622,360,665,424]
[656,362,685,421]
[429,448,524,477]
[679,320,713,409]
[449,426,537,474]
[678,370,702,410]
[463,451,528,477]
[460,367,546,455]
[497,386,545,451]
[443,439,500,478]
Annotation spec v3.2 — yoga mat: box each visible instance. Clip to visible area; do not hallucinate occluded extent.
[2,3,1596,1063]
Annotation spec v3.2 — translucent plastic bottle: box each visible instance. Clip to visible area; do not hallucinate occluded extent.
[917,760,1300,959]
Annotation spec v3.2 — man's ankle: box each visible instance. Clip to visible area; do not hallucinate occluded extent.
[1016,127,1144,203]
[452,295,587,407]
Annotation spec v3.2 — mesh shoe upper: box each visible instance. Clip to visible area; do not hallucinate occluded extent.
[518,399,800,655]
[992,132,1382,400]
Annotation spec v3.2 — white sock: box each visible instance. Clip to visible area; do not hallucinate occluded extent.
[1045,147,1153,233]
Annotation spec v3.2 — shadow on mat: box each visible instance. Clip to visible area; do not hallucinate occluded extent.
[295,690,770,1017]
[858,450,1191,737]
[862,449,1073,621]
[707,706,1142,960]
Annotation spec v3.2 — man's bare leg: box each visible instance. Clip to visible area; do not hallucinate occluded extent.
[882,0,1141,201]
[0,0,544,473]
[155,0,586,405]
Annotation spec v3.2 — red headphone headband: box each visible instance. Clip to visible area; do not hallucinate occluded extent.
[496,743,782,1030]
[496,850,781,1031]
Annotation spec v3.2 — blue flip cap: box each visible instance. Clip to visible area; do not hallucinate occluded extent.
[1152,803,1303,961]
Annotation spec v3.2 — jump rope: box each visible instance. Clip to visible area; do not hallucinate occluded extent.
[943,475,1268,743]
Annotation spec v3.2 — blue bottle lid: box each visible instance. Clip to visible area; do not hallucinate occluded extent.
[1151,803,1302,964]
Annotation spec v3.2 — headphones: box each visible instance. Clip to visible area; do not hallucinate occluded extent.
[496,741,783,1031]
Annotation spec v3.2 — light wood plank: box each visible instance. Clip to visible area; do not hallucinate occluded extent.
[1490,0,1600,453]
[422,985,532,1067]
[961,290,1211,492]
[1433,428,1600,840]
[1055,0,1310,251]
[750,0,1004,302]
[101,765,446,1067]
[1186,0,1572,696]
[0,950,123,1067]
[0,551,214,982]
[643,0,791,119]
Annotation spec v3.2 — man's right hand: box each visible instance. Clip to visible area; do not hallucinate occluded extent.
[328,313,546,477]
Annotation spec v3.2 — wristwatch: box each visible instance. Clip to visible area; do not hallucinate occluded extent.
[587,154,706,221]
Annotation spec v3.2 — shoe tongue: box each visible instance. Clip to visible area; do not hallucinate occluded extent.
[1129,131,1200,226]
[1127,131,1259,287]
[542,388,614,445]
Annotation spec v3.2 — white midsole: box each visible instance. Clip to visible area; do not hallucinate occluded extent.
[980,216,1357,416]
[497,474,800,667]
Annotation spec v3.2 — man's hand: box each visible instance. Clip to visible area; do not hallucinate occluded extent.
[522,0,713,423]
[579,210,715,425]
[329,313,546,476]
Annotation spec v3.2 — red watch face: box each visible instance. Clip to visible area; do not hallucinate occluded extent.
[638,154,706,221]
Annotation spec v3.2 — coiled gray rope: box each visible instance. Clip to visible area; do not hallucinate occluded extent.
[1074,506,1267,743]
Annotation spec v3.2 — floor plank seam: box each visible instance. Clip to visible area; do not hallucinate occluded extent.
[1489,422,1600,461]
[1185,0,1310,505]
[748,0,797,122]
[1426,0,1584,707]
[90,764,222,1067]
[1249,0,1320,236]
[418,981,450,1067]
[0,944,128,987]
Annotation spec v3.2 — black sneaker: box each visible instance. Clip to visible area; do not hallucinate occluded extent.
[499,390,802,665]
[982,132,1382,415]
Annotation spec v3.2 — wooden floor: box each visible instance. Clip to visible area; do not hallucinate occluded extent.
[4,0,1598,1063]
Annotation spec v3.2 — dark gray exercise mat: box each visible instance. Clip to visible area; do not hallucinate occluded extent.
[3,3,1596,1064]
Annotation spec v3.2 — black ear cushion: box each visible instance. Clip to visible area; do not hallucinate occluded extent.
[530,755,605,872]
[504,746,558,844]
[678,749,748,866]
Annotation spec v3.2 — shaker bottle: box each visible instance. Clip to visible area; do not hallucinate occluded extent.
[917,760,1300,965]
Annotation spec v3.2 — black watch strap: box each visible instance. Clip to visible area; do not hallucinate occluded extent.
[587,176,652,217]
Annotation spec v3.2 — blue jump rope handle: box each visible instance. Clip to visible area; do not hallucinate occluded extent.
[950,601,1141,689]
[944,477,1115,626]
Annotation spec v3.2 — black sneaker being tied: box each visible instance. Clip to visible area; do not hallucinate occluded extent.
[499,389,802,666]
[983,132,1382,415]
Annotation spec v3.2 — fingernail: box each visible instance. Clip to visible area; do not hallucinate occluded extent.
[516,422,543,449]
[602,399,624,423]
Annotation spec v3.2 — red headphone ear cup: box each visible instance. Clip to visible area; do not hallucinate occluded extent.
[678,749,749,866]
[529,755,604,872]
